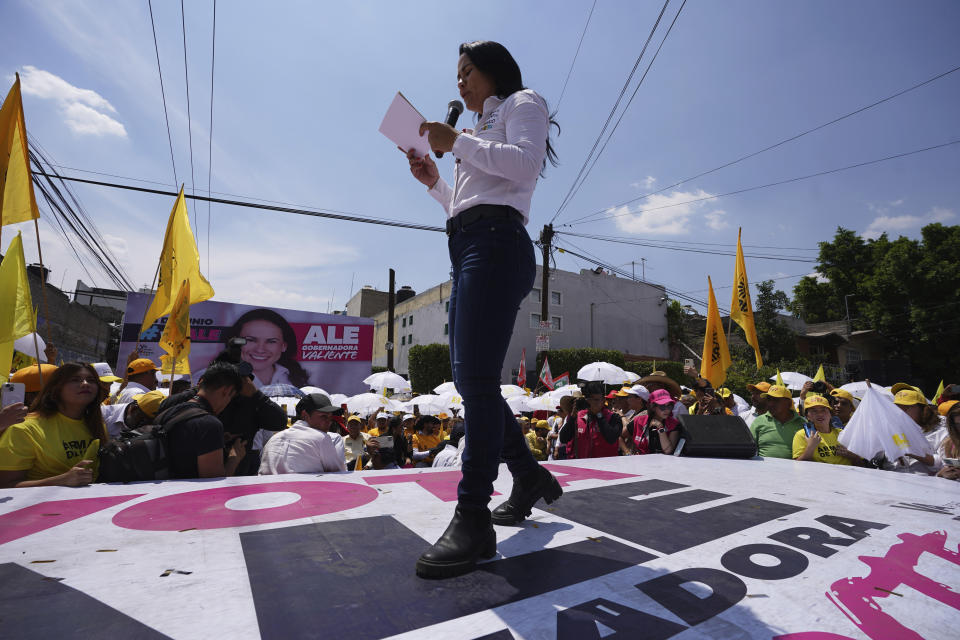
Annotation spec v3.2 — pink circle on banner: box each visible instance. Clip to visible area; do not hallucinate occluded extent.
[112,481,378,531]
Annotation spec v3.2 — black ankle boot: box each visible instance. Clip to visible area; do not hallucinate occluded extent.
[415,505,497,579]
[491,465,563,526]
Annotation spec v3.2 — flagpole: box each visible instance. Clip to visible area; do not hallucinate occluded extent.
[32,219,51,343]
[168,351,177,392]
[31,329,44,388]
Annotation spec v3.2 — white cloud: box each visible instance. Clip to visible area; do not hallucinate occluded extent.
[806,271,829,283]
[630,175,657,190]
[18,65,126,137]
[705,209,729,231]
[611,188,718,235]
[862,206,955,240]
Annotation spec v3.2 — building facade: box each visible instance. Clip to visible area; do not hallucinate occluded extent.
[348,265,670,382]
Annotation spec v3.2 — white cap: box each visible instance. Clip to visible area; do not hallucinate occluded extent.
[92,362,119,380]
[402,414,416,421]
[626,384,650,401]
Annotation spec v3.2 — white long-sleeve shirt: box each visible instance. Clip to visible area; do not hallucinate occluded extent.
[429,89,549,224]
[258,421,346,475]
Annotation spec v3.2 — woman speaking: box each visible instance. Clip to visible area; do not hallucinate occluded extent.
[405,40,559,578]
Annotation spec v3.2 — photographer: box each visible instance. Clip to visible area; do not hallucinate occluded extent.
[558,382,622,459]
[624,389,681,455]
[158,339,288,475]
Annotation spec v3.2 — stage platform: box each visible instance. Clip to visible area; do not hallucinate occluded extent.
[0,454,957,639]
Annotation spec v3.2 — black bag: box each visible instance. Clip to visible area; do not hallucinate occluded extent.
[98,405,209,483]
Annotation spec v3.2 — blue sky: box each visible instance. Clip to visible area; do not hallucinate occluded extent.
[2,0,958,316]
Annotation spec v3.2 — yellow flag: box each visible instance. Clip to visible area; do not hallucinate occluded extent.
[776,370,785,386]
[159,279,191,368]
[813,364,826,383]
[355,452,364,471]
[141,188,214,334]
[700,276,732,388]
[729,228,762,368]
[0,75,40,227]
[932,380,944,404]
[0,232,37,381]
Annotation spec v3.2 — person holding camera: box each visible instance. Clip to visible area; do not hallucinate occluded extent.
[624,389,681,455]
[558,382,622,459]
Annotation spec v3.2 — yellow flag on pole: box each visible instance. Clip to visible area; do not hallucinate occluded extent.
[812,364,826,383]
[141,188,214,334]
[776,370,785,386]
[700,276,732,388]
[932,380,944,404]
[0,232,37,381]
[158,279,191,374]
[729,228,762,368]
[0,74,40,227]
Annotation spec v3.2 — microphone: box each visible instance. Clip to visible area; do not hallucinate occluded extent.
[435,99,464,158]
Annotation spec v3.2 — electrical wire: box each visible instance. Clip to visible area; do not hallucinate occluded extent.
[180,0,198,238]
[206,0,216,277]
[551,0,671,221]
[563,63,960,226]
[553,0,687,223]
[147,0,178,187]
[561,138,960,227]
[554,0,597,112]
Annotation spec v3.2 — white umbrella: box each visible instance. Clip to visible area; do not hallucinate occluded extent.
[623,371,640,383]
[299,385,328,396]
[270,396,302,418]
[506,394,534,414]
[527,394,559,412]
[439,391,464,412]
[769,372,813,391]
[500,384,527,398]
[346,393,402,416]
[363,371,411,392]
[328,393,349,408]
[732,394,750,415]
[577,361,627,384]
[434,381,458,394]
[13,333,46,362]
[401,394,449,415]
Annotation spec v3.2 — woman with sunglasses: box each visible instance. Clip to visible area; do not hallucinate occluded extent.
[0,363,107,488]
[626,388,680,455]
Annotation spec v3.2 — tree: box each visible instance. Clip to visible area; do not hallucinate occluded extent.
[665,300,688,361]
[754,279,798,362]
[408,343,452,394]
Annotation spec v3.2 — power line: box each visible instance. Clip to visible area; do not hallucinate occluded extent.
[561,138,960,227]
[32,171,447,233]
[147,0,178,186]
[554,0,597,111]
[553,0,687,223]
[551,0,671,222]
[206,0,216,277]
[180,0,198,238]
[564,62,960,226]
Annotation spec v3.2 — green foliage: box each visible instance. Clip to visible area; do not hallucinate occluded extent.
[665,300,687,354]
[754,280,799,361]
[407,343,452,394]
[370,365,388,375]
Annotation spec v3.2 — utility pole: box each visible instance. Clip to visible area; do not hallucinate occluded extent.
[641,257,646,281]
[387,268,396,371]
[539,224,554,323]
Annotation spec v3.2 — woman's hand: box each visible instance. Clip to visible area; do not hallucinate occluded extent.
[418,121,459,154]
[62,460,94,487]
[0,403,28,433]
[403,148,440,188]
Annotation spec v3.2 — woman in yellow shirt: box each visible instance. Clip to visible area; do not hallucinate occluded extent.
[0,363,108,488]
[792,395,858,466]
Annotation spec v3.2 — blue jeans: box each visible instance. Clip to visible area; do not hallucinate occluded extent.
[448,209,539,508]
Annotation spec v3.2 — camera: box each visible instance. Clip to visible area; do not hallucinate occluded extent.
[811,381,828,395]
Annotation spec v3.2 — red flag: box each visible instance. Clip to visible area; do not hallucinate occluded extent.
[539,355,554,391]
[552,371,570,388]
[517,348,527,388]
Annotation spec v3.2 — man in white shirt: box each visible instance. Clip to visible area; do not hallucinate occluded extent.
[100,390,166,439]
[113,358,160,405]
[259,393,346,475]
[433,424,465,468]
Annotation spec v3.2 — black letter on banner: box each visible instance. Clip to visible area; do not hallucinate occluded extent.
[816,515,888,540]
[0,563,169,638]
[241,515,655,640]
[720,543,809,580]
[546,480,804,553]
[556,598,687,640]
[636,567,747,626]
[769,526,857,558]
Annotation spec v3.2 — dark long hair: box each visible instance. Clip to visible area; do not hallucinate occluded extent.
[224,308,309,388]
[459,40,559,176]
[29,362,108,443]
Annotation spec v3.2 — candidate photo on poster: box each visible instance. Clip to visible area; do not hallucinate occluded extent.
[220,308,311,389]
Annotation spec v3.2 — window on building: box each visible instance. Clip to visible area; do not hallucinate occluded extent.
[445,301,450,312]
[531,288,541,303]
[408,334,414,344]
[530,313,541,329]
[443,323,449,336]
[846,349,861,363]
[401,335,406,346]
[551,316,562,331]
[810,344,826,356]
[409,315,413,325]
[551,291,562,306]
[402,317,406,327]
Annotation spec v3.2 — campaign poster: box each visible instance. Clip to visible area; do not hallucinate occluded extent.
[117,293,374,394]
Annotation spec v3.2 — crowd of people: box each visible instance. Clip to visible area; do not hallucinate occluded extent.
[1,350,958,488]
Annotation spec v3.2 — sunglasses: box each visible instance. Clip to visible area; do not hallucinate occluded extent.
[653,402,675,411]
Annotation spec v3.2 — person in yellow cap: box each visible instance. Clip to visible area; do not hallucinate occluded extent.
[100,390,166,440]
[115,358,160,405]
[343,415,370,468]
[936,402,960,480]
[526,420,549,461]
[792,395,859,466]
[748,385,804,459]
[412,415,443,467]
[0,362,107,488]
[9,363,59,408]
[893,388,939,471]
[828,388,857,425]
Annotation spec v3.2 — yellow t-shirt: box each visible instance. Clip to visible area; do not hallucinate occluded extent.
[0,413,101,481]
[412,432,442,462]
[792,427,852,466]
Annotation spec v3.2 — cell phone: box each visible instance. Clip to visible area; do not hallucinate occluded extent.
[372,435,394,449]
[944,458,960,468]
[684,358,694,370]
[1,382,25,407]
